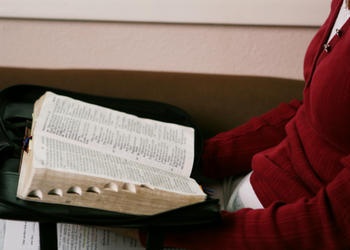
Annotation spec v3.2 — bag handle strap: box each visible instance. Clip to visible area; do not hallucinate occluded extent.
[39,222,57,250]
[146,228,165,250]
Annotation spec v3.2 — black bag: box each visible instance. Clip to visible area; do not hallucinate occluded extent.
[0,85,220,249]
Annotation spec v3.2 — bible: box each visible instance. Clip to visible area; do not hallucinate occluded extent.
[16,91,206,215]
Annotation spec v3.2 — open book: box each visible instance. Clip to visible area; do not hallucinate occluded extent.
[16,91,206,215]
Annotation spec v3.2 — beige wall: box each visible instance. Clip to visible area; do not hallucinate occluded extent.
[0,19,318,80]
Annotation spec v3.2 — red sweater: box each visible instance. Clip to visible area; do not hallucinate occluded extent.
[163,0,350,249]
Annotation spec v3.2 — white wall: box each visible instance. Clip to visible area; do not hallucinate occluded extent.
[0,19,318,80]
[0,0,329,26]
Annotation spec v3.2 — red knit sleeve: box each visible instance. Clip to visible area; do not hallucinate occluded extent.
[161,156,350,249]
[201,99,301,179]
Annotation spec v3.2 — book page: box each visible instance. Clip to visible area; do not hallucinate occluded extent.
[31,92,203,195]
[0,220,183,250]
[34,136,202,194]
[33,92,194,177]
[57,223,143,250]
[0,219,40,250]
